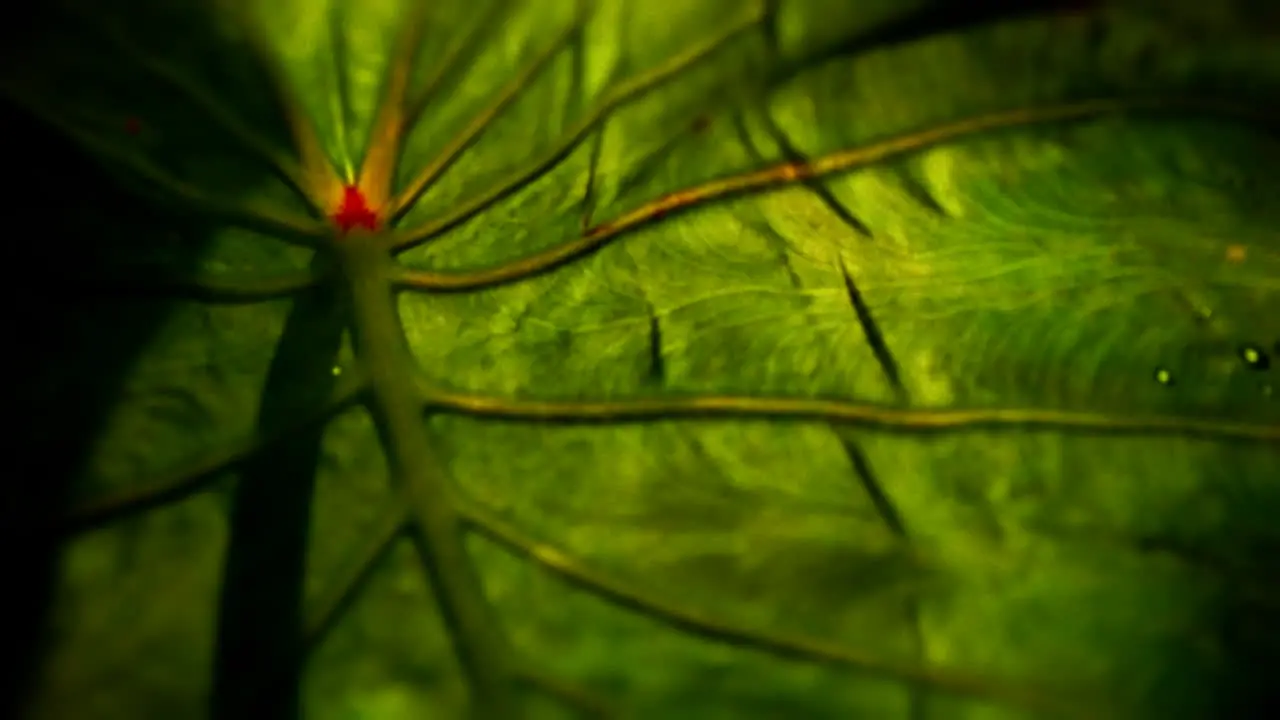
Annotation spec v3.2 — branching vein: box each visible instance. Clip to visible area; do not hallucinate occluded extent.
[389,3,765,250]
[302,497,407,651]
[394,96,1278,291]
[52,370,366,537]
[387,7,588,223]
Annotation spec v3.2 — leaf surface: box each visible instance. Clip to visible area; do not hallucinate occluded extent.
[4,1,1279,719]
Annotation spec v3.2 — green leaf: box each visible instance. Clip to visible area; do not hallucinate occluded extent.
[5,1,1279,719]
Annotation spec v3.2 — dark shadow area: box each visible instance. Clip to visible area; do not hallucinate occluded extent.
[766,0,1105,85]
[1215,474,1280,718]
[211,276,345,720]
[0,99,226,720]
[0,4,338,718]
[1221,591,1280,718]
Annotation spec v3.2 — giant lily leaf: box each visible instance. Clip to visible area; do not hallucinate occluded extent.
[3,0,1279,718]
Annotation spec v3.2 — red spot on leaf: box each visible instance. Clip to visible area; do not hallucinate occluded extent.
[124,116,142,136]
[333,185,379,233]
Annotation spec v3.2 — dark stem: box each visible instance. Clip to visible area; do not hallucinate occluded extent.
[211,277,344,720]
[336,231,520,719]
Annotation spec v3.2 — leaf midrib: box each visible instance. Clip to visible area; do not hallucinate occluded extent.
[335,231,522,716]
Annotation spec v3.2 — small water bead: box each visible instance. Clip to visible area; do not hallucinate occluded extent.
[1154,367,1175,386]
[1239,344,1270,371]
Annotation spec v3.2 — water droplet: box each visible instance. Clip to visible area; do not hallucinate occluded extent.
[1239,344,1271,370]
[1154,367,1174,386]
[331,366,342,376]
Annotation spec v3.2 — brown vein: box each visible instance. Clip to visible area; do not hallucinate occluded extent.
[356,0,432,211]
[420,386,1280,443]
[392,96,1276,289]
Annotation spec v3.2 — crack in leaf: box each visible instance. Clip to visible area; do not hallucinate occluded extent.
[646,309,665,384]
[758,112,875,238]
[836,436,909,538]
[838,259,907,399]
